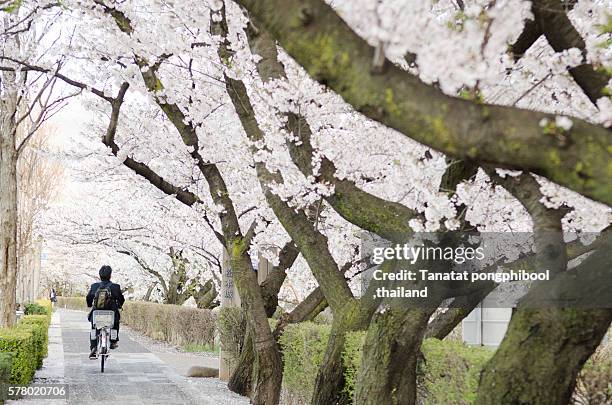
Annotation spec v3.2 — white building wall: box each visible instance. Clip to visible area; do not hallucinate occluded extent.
[462,293,513,347]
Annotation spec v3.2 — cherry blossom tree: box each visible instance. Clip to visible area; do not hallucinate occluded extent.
[0,1,75,326]
[2,1,610,404]
[40,134,224,305]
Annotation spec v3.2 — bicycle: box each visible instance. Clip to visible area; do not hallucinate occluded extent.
[91,310,116,372]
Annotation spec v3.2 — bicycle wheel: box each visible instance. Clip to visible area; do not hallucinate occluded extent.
[98,329,107,373]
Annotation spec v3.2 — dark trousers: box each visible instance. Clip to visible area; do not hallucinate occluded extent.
[89,315,120,350]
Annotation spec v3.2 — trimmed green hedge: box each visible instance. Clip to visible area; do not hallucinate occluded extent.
[279,323,331,402]
[24,303,47,316]
[34,299,53,316]
[280,323,493,404]
[0,352,13,383]
[56,297,87,311]
[57,297,217,348]
[418,338,492,404]
[0,325,37,384]
[20,315,51,368]
[0,301,51,386]
[122,301,217,348]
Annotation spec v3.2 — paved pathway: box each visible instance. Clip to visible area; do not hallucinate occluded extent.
[10,309,248,405]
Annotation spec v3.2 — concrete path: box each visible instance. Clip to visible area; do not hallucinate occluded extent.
[10,309,248,405]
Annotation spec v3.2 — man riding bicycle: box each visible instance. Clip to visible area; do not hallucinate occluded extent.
[86,265,125,359]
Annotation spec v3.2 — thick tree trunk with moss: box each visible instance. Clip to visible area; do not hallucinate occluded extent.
[311,302,370,405]
[229,248,283,405]
[230,284,327,399]
[350,161,475,402]
[233,286,328,400]
[229,327,255,396]
[476,244,612,405]
[228,308,272,396]
[312,323,351,405]
[476,308,612,405]
[228,243,298,397]
[355,308,434,404]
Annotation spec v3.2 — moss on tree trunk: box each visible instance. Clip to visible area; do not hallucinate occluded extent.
[229,249,283,405]
[311,303,369,405]
[311,322,351,405]
[476,307,612,405]
[228,327,255,396]
[235,0,612,206]
[477,244,612,404]
[355,308,433,405]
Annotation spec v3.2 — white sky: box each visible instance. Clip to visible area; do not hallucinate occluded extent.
[49,99,91,147]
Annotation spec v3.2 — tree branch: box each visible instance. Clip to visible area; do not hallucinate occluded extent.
[485,169,568,276]
[0,56,114,102]
[116,248,169,294]
[260,242,300,316]
[99,3,242,247]
[236,0,612,206]
[533,0,608,105]
[212,6,355,312]
[246,18,418,242]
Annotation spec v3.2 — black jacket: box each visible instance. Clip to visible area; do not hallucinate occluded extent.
[86,281,125,321]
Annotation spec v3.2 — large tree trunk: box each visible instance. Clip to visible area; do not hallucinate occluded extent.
[0,70,18,328]
[230,284,328,398]
[314,333,349,405]
[228,243,298,397]
[476,308,612,405]
[311,301,371,405]
[476,244,612,405]
[0,140,17,328]
[311,318,352,405]
[228,327,255,396]
[354,308,433,405]
[230,250,282,405]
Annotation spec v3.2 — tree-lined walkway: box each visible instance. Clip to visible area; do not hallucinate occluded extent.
[11,309,247,405]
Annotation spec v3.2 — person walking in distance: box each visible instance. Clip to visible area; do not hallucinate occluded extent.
[49,288,57,307]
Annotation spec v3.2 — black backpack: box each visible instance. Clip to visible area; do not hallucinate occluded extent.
[93,283,113,310]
